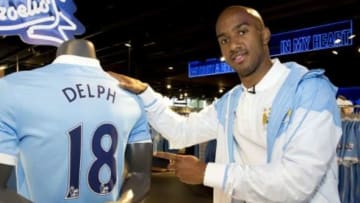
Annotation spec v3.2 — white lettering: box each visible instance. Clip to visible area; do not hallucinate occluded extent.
[0,0,51,21]
[17,5,27,18]
[0,7,6,20]
[7,7,17,21]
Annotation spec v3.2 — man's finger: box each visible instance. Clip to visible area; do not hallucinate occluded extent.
[107,71,120,78]
[107,71,127,82]
[154,151,178,160]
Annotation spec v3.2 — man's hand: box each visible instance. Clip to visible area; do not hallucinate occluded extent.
[154,152,206,185]
[107,71,148,94]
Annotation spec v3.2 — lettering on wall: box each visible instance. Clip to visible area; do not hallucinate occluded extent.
[188,58,235,78]
[270,20,353,57]
[0,0,85,47]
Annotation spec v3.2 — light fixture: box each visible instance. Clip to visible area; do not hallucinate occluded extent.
[332,50,338,55]
[143,41,156,47]
[348,34,356,40]
[124,40,131,47]
[0,65,8,70]
[168,66,173,70]
[334,39,341,44]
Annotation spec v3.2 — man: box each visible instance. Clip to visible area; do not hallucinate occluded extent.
[109,5,342,203]
[0,39,152,203]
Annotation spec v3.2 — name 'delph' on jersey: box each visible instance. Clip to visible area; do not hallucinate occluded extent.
[62,83,116,103]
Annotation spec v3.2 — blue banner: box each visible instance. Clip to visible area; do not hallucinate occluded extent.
[188,58,235,78]
[269,20,353,57]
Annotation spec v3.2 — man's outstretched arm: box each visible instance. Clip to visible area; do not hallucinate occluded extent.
[154,151,206,185]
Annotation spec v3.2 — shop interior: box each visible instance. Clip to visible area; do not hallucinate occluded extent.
[1,0,360,202]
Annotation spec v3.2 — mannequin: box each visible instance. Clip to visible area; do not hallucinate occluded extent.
[0,165,32,203]
[120,143,153,203]
[55,38,97,58]
[0,39,152,203]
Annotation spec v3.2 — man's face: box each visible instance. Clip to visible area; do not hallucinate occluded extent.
[216,8,269,79]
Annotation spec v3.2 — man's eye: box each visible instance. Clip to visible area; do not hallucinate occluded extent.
[238,30,246,36]
[219,38,229,45]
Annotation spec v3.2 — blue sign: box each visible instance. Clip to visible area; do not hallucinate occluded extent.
[270,20,353,57]
[188,58,235,78]
[0,0,85,47]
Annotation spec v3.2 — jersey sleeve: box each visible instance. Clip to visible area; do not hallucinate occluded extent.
[127,101,152,144]
[0,79,19,166]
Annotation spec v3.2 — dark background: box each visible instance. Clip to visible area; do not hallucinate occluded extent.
[1,0,359,99]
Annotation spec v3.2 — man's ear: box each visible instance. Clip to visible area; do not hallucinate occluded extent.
[262,27,271,45]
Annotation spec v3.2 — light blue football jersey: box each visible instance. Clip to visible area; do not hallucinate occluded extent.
[0,55,151,203]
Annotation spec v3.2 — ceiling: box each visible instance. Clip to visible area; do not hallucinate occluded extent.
[1,0,360,99]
